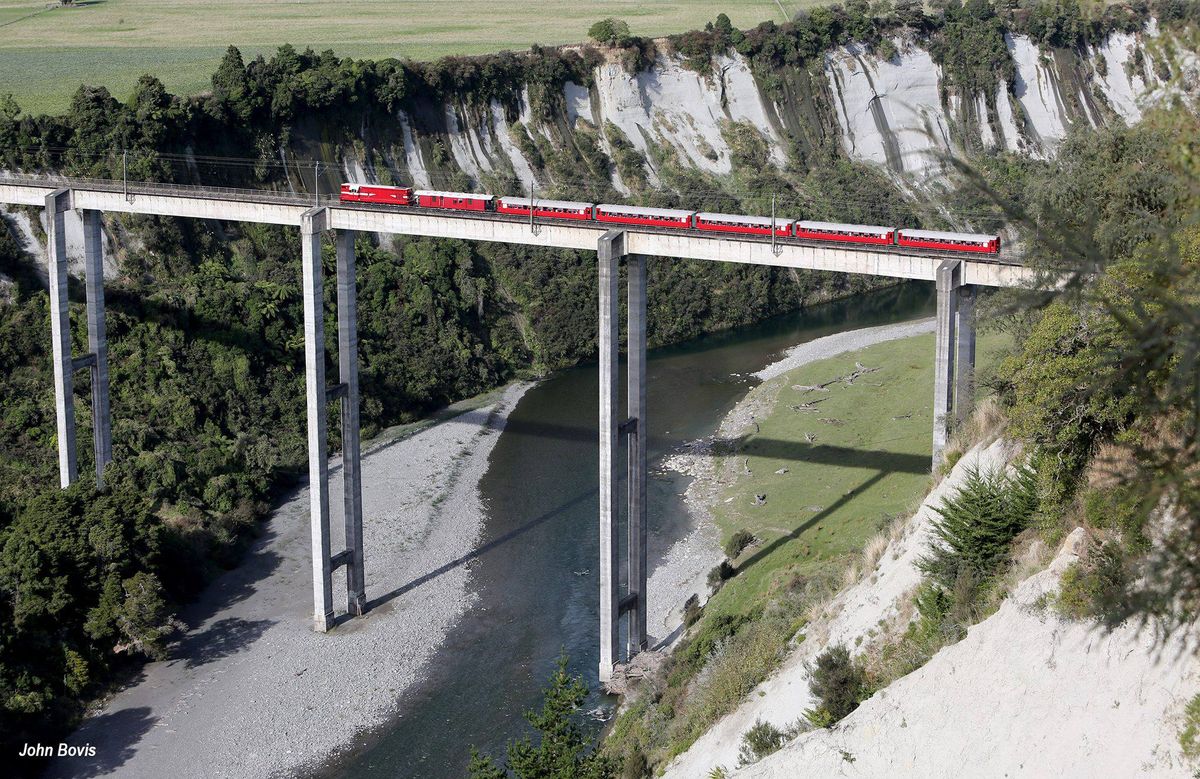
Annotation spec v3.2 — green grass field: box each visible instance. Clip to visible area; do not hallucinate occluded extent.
[0,0,808,115]
[705,329,1009,618]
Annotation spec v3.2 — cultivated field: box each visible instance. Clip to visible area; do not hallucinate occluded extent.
[0,0,811,115]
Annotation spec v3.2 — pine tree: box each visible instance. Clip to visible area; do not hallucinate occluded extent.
[468,654,614,779]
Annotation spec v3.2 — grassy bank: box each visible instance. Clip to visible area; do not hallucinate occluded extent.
[0,0,804,114]
[606,327,1009,769]
[704,329,1009,621]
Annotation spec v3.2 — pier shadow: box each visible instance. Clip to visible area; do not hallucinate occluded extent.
[59,706,156,778]
[177,616,276,669]
[367,487,596,611]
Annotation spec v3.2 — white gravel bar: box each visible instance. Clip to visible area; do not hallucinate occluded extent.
[46,382,534,779]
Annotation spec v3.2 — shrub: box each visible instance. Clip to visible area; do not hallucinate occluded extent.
[1180,694,1200,761]
[807,645,866,724]
[738,719,785,765]
[620,747,648,779]
[707,560,737,590]
[673,610,794,751]
[724,530,758,559]
[683,594,703,627]
[671,612,752,683]
[1082,485,1150,552]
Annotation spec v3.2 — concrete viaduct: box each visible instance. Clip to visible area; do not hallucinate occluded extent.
[0,175,1033,682]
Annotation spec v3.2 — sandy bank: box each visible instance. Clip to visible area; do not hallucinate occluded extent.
[46,382,534,779]
[647,317,936,649]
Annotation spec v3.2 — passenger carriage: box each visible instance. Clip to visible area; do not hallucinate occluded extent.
[896,229,1000,254]
[594,204,694,229]
[339,183,413,205]
[414,190,493,211]
[694,212,792,237]
[794,220,894,246]
[496,197,594,220]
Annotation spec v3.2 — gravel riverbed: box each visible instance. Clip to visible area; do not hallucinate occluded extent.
[46,382,534,779]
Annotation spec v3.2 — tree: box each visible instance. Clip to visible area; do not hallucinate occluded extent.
[468,654,614,778]
[588,18,632,46]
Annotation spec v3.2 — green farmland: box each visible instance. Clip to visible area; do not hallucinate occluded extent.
[0,0,806,115]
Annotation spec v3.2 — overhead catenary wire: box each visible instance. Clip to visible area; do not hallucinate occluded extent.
[1,143,1020,225]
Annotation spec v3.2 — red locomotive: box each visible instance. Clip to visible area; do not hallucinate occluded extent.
[338,184,1001,256]
[339,183,412,205]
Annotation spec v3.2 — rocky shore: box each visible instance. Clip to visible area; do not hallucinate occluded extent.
[46,382,534,779]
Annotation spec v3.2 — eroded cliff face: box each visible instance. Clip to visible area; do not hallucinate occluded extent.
[336,25,1181,198]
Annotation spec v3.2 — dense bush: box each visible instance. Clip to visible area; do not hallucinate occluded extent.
[707,560,737,590]
[929,0,1015,93]
[724,530,758,559]
[806,644,867,725]
[0,487,176,751]
[683,594,704,627]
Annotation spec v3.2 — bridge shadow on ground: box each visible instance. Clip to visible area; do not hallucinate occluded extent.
[59,706,156,778]
[366,488,596,612]
[734,469,889,576]
[175,616,277,669]
[498,417,929,474]
[366,419,925,608]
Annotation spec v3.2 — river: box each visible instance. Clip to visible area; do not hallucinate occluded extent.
[333,282,934,777]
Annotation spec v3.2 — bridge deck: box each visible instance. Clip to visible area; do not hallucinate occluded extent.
[0,176,1034,288]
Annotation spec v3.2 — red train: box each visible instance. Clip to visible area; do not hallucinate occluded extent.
[337,184,1001,255]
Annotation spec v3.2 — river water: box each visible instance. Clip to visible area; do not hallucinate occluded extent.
[335,283,934,777]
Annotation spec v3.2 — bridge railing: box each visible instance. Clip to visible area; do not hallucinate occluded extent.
[0,172,337,208]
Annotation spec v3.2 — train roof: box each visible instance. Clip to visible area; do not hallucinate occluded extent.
[596,203,695,219]
[898,228,997,243]
[796,220,894,236]
[499,196,593,210]
[342,182,409,189]
[414,190,494,201]
[696,212,793,227]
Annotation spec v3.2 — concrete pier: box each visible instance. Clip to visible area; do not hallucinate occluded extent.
[598,230,622,682]
[933,259,976,465]
[83,209,112,487]
[46,189,78,487]
[336,230,366,616]
[301,208,335,632]
[626,254,647,656]
[598,232,651,680]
